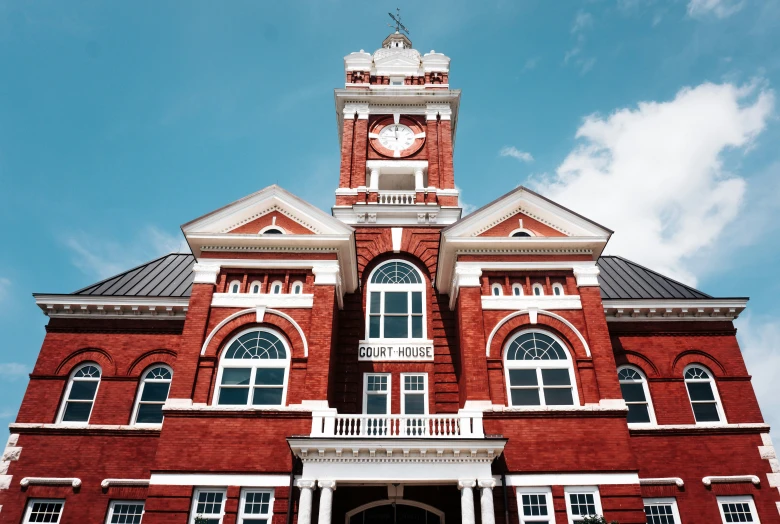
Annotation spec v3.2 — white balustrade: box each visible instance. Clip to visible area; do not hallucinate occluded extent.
[378,191,417,205]
[310,411,484,438]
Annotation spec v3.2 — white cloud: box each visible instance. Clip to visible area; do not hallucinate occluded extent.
[688,0,745,19]
[564,11,597,75]
[736,314,780,441]
[63,226,189,280]
[0,277,10,303]
[456,186,478,216]
[0,363,29,380]
[533,81,774,285]
[499,146,535,163]
[571,11,594,34]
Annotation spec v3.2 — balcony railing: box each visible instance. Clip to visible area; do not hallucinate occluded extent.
[378,191,417,205]
[310,411,484,438]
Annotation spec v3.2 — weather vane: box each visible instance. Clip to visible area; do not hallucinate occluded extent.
[388,8,410,35]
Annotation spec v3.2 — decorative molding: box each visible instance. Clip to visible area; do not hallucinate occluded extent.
[458,479,477,489]
[21,477,81,488]
[199,307,309,357]
[391,227,403,252]
[572,266,600,287]
[639,477,684,488]
[9,423,162,436]
[481,295,582,311]
[502,472,639,487]
[34,295,189,319]
[101,478,150,489]
[702,475,760,487]
[193,263,220,284]
[297,479,316,490]
[603,299,747,322]
[150,473,290,487]
[211,293,314,309]
[484,309,592,357]
[0,434,20,490]
[472,205,572,237]
[758,433,780,495]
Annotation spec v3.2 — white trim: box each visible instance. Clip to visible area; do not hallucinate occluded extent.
[228,280,242,294]
[9,422,162,432]
[552,283,565,296]
[401,373,429,415]
[259,225,286,234]
[640,478,684,488]
[503,472,639,486]
[365,260,427,341]
[617,365,656,426]
[486,309,592,357]
[628,423,769,431]
[239,488,275,523]
[193,263,220,284]
[509,228,535,237]
[703,475,761,486]
[291,280,304,295]
[249,280,263,294]
[511,283,524,296]
[23,499,65,524]
[531,283,545,296]
[269,280,284,294]
[481,295,582,310]
[34,295,190,319]
[716,495,761,524]
[516,486,554,524]
[643,498,682,524]
[391,227,403,252]
[20,477,81,488]
[345,500,445,524]
[199,307,309,357]
[56,363,101,425]
[105,500,145,524]
[131,364,173,426]
[363,373,391,415]
[683,364,727,425]
[101,478,150,488]
[491,283,503,296]
[563,486,602,523]
[603,298,747,321]
[190,487,227,524]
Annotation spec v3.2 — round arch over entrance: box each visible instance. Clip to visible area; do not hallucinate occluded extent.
[346,500,444,524]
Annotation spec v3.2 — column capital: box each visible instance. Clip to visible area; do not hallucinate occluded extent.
[318,479,337,490]
[478,479,496,489]
[313,265,341,286]
[458,479,477,490]
[297,479,317,490]
[573,265,600,287]
[192,263,220,285]
[454,265,482,287]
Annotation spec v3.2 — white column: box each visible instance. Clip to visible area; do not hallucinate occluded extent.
[296,480,316,524]
[478,479,496,524]
[318,480,336,524]
[369,168,380,189]
[458,479,477,524]
[414,168,424,190]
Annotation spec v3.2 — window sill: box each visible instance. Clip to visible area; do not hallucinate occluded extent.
[9,423,162,436]
[628,422,769,436]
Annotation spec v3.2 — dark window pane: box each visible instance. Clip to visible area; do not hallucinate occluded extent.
[369,316,380,338]
[68,380,98,400]
[405,393,425,414]
[511,388,540,406]
[693,402,720,422]
[255,368,285,385]
[141,382,170,402]
[626,403,651,423]
[543,387,574,405]
[411,316,423,338]
[541,369,571,386]
[370,292,381,313]
[136,403,164,423]
[384,292,408,313]
[221,368,251,385]
[253,387,283,405]
[412,292,422,314]
[620,383,646,403]
[384,316,408,338]
[366,394,388,414]
[62,401,92,422]
[218,387,249,405]
[687,382,715,401]
[509,369,538,386]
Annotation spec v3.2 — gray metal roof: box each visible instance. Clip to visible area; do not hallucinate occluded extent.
[63,253,714,301]
[73,253,195,297]
[597,256,711,300]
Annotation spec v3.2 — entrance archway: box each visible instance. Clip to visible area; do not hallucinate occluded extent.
[346,500,444,524]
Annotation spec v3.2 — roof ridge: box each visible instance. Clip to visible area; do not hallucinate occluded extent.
[599,255,712,299]
[72,253,185,294]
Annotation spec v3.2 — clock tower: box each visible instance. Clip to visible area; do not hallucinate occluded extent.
[333,31,461,225]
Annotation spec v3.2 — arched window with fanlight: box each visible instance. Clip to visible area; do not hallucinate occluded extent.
[684,364,725,423]
[504,330,578,407]
[57,363,102,424]
[215,328,290,407]
[617,366,655,424]
[365,260,426,340]
[132,365,173,425]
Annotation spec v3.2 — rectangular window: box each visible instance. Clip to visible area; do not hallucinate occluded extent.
[107,501,144,523]
[517,487,554,524]
[191,489,226,524]
[363,373,390,435]
[217,367,286,407]
[509,368,574,406]
[239,489,274,524]
[644,498,681,524]
[402,373,428,436]
[24,499,64,523]
[564,487,602,524]
[717,496,760,523]
[367,291,424,340]
[687,382,721,422]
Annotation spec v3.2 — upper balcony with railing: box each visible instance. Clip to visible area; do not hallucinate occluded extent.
[310,411,485,439]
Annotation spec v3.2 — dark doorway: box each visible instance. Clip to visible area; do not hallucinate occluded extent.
[348,502,443,524]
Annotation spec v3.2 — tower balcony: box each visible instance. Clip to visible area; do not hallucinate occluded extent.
[377,190,417,205]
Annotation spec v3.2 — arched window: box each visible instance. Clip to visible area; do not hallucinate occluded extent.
[510,229,534,238]
[291,281,303,294]
[552,283,564,296]
[249,280,262,294]
[260,225,285,235]
[58,363,101,424]
[491,283,503,296]
[684,364,725,423]
[617,366,655,424]
[229,280,241,294]
[215,328,290,407]
[532,283,544,296]
[132,365,173,425]
[504,331,578,407]
[366,260,426,340]
[512,283,524,296]
[270,280,283,294]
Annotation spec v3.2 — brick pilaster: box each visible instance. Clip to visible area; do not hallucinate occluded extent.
[456,287,491,404]
[304,284,338,400]
[339,116,355,188]
[439,119,455,189]
[426,118,440,189]
[579,286,622,399]
[351,117,368,189]
[168,283,214,400]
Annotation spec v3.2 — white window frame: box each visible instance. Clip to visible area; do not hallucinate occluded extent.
[190,487,227,524]
[401,373,429,415]
[249,280,263,294]
[509,228,535,237]
[618,365,656,426]
[683,364,727,425]
[532,283,544,296]
[564,486,602,524]
[259,225,286,234]
[238,488,275,524]
[363,373,391,414]
[106,500,145,523]
[516,487,555,524]
[717,495,761,523]
[269,280,284,294]
[131,365,173,426]
[552,283,565,296]
[504,329,580,408]
[512,283,524,296]
[213,327,291,408]
[365,259,427,341]
[643,497,681,524]
[291,280,304,295]
[228,280,242,294]
[56,363,102,425]
[24,499,65,524]
[491,283,503,296]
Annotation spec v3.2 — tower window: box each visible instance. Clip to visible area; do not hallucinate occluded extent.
[270,280,283,294]
[366,260,426,340]
[512,283,524,296]
[532,284,544,296]
[291,281,304,294]
[552,283,564,296]
[505,331,578,407]
[250,280,262,294]
[229,280,241,294]
[491,283,503,296]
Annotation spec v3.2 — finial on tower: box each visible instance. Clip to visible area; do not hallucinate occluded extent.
[387,8,410,35]
[383,8,412,49]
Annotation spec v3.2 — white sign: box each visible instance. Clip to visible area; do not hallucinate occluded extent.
[357,341,434,362]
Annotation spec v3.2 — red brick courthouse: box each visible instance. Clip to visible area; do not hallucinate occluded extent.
[1,31,777,524]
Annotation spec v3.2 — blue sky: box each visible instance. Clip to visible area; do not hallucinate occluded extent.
[1,0,779,435]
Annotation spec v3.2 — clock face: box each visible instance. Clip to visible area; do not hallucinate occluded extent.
[378,124,415,151]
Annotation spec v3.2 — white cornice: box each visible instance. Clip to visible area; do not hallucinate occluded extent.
[332,205,461,226]
[211,293,314,309]
[34,295,189,319]
[481,295,582,311]
[603,299,747,321]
